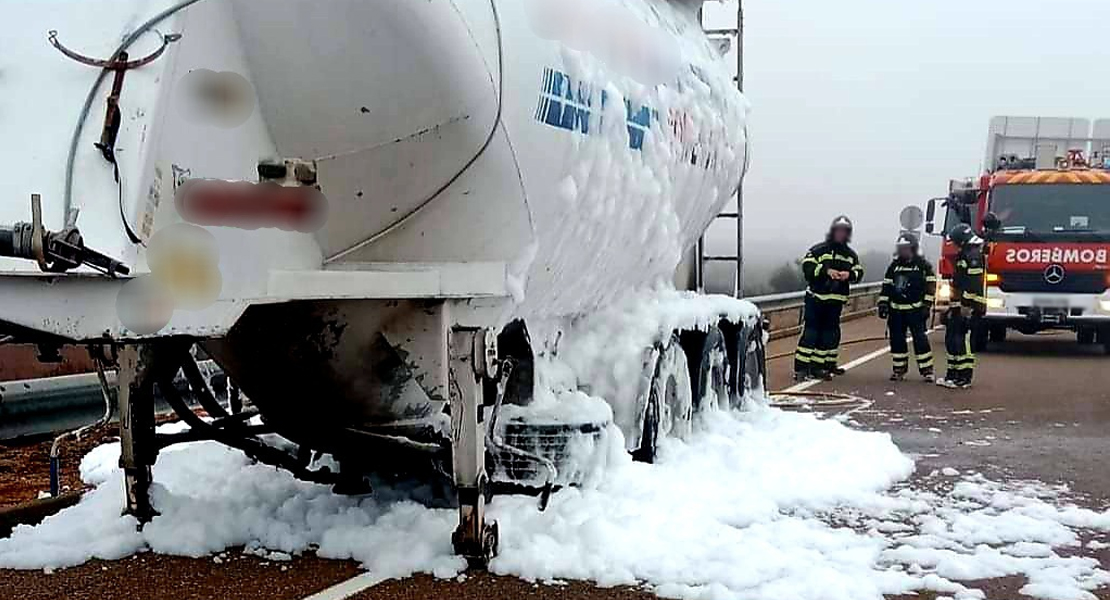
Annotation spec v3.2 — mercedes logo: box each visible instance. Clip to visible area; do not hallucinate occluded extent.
[1044,264,1066,285]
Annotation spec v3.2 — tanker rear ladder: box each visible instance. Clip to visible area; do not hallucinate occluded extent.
[697,1,745,296]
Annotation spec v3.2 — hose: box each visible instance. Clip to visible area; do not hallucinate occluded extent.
[49,356,115,496]
[767,391,874,419]
[179,353,229,419]
[62,0,206,225]
[157,371,340,485]
[768,391,870,407]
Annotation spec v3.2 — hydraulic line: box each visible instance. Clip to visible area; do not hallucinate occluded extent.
[62,0,206,226]
[158,372,340,485]
[179,353,229,419]
[49,357,115,496]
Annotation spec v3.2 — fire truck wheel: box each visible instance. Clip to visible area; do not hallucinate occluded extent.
[989,325,1008,344]
[1077,328,1096,345]
[1098,327,1110,355]
[971,321,990,352]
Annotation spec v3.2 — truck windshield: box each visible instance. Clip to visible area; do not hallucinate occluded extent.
[941,200,974,235]
[990,183,1110,234]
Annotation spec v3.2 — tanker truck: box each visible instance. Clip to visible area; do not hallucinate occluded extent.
[0,0,756,565]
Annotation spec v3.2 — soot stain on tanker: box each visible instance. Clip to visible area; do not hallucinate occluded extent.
[365,335,435,418]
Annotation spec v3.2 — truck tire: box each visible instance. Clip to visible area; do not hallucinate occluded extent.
[1098,327,1110,355]
[971,320,990,352]
[632,335,693,464]
[737,322,767,405]
[681,327,729,412]
[989,324,1007,344]
[1077,328,1096,345]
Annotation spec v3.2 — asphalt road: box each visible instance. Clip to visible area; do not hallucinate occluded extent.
[3,316,1109,600]
[770,318,1110,501]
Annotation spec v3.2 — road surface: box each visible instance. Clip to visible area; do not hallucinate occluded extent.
[2,316,1109,600]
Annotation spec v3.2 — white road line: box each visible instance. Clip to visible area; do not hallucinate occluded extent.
[782,346,893,393]
[301,573,386,600]
[781,327,940,394]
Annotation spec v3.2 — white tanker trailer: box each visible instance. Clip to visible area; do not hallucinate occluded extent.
[0,0,757,564]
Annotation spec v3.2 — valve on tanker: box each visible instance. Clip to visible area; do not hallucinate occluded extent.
[257,158,319,188]
[0,194,129,276]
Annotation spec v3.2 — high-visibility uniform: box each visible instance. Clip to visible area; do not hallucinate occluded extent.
[795,240,863,376]
[945,245,987,384]
[879,256,936,376]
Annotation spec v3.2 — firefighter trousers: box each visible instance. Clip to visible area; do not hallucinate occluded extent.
[944,313,975,382]
[889,309,933,375]
[795,295,843,375]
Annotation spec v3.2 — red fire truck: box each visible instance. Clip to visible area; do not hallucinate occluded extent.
[925,116,1110,352]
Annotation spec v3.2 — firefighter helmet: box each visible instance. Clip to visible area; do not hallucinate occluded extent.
[896,232,919,255]
[947,223,982,246]
[828,215,853,241]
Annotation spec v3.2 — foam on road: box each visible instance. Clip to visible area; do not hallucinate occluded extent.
[3,399,1110,600]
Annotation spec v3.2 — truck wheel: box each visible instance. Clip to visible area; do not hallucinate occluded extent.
[971,321,990,352]
[737,321,767,404]
[989,324,1007,344]
[1078,328,1096,345]
[1097,327,1110,355]
[684,327,729,412]
[632,335,693,464]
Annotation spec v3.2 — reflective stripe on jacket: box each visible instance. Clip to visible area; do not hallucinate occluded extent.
[878,257,936,311]
[801,240,862,304]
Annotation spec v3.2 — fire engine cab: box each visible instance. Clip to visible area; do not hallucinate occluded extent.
[926,116,1110,353]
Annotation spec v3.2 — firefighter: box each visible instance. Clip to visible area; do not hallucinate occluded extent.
[795,215,864,381]
[938,223,987,389]
[877,233,936,381]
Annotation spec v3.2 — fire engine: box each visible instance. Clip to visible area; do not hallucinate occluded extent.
[925,116,1110,352]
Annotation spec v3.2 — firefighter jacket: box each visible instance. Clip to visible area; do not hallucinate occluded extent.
[878,257,937,311]
[953,245,987,314]
[801,241,863,303]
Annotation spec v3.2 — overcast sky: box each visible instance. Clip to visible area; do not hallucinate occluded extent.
[703,0,1110,265]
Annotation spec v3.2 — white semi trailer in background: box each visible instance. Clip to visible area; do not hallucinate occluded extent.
[0,0,757,564]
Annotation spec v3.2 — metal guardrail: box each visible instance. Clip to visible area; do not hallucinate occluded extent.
[1,286,885,442]
[0,363,221,442]
[747,282,885,340]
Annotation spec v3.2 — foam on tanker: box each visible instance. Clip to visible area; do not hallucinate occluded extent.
[514,0,748,320]
[551,288,764,438]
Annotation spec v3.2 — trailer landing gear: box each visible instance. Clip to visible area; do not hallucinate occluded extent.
[117,342,186,523]
[448,327,500,568]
